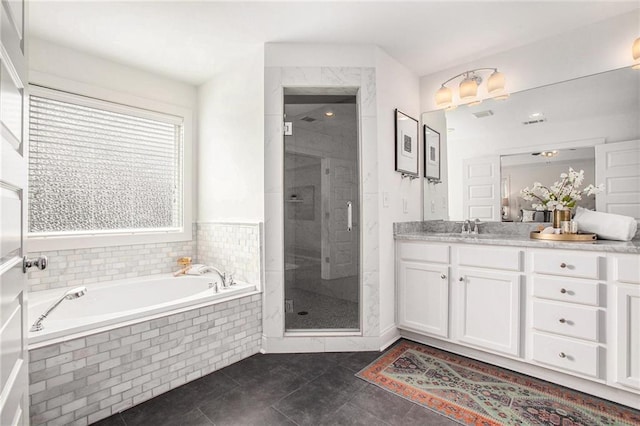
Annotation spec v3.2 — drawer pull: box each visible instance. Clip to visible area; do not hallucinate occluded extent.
[560,263,567,268]
[560,288,567,294]
[440,274,447,279]
[459,277,464,282]
[559,318,566,324]
[559,352,567,358]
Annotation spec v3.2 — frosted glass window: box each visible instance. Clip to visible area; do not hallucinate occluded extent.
[28,93,183,235]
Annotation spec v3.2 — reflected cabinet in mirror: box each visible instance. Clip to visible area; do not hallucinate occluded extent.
[423,66,640,222]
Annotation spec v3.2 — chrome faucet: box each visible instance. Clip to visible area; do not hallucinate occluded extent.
[470,218,482,235]
[203,265,228,288]
[461,219,471,234]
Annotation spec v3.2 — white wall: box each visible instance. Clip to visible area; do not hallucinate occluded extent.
[197,46,264,222]
[374,47,421,335]
[420,10,640,112]
[30,38,196,109]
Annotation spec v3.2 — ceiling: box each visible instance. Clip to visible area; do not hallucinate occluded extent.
[30,1,640,86]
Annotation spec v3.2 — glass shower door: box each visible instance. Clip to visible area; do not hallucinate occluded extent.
[283,93,360,331]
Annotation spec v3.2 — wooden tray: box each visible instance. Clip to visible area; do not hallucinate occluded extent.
[530,231,597,242]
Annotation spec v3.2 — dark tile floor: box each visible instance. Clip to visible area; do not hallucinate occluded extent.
[92,348,457,426]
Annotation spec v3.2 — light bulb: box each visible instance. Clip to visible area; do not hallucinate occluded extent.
[435,86,453,108]
[487,70,505,94]
[459,77,478,100]
[633,37,640,70]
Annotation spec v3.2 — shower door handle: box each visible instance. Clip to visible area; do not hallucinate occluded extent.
[347,201,352,232]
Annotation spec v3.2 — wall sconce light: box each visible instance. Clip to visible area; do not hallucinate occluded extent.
[632,37,640,70]
[435,68,509,109]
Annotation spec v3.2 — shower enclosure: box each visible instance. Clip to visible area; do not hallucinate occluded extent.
[283,92,360,331]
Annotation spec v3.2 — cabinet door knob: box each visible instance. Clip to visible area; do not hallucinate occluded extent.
[559,352,567,358]
[459,277,464,282]
[559,318,566,324]
[560,262,567,268]
[560,288,567,294]
[440,274,447,279]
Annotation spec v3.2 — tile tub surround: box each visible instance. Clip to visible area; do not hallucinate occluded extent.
[196,222,262,286]
[29,294,262,426]
[27,238,196,293]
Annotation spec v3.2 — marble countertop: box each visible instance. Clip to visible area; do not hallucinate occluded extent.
[394,232,640,254]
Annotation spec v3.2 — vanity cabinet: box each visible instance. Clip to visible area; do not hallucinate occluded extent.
[396,241,450,338]
[453,246,523,357]
[528,250,605,380]
[609,254,640,391]
[395,236,640,408]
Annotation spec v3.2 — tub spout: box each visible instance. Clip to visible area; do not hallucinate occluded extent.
[204,266,228,288]
[30,287,87,332]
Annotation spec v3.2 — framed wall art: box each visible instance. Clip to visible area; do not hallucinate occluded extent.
[424,125,441,182]
[394,109,419,176]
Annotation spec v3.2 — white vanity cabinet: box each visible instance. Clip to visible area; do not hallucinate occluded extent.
[528,249,606,380]
[609,253,640,392]
[396,241,450,338]
[395,235,640,408]
[452,245,523,357]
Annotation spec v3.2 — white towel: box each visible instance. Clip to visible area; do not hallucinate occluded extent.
[573,207,638,241]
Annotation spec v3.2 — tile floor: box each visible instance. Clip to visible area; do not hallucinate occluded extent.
[284,288,359,330]
[92,348,456,426]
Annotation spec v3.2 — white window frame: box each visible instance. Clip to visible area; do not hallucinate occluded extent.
[27,83,193,252]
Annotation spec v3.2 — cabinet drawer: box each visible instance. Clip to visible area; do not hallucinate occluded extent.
[399,242,449,264]
[532,333,601,378]
[457,246,521,271]
[611,254,640,285]
[532,276,600,306]
[532,250,601,280]
[532,300,601,342]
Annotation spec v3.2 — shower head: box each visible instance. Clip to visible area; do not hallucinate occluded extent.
[64,287,87,300]
[30,287,88,332]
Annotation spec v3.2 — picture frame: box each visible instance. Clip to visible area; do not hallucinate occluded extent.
[423,125,441,181]
[394,109,419,176]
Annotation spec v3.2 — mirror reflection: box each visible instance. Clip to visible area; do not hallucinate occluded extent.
[501,147,595,222]
[423,66,640,221]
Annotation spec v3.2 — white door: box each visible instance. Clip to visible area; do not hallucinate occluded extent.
[1,0,29,424]
[595,140,640,219]
[321,157,358,280]
[462,156,500,221]
[454,268,521,356]
[397,261,449,338]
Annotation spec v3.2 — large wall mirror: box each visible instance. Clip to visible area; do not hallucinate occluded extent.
[422,66,640,222]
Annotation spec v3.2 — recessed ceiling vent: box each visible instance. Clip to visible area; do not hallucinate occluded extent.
[300,116,316,122]
[472,110,494,118]
[522,118,547,125]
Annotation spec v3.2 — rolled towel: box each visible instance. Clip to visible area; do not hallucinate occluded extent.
[573,207,638,241]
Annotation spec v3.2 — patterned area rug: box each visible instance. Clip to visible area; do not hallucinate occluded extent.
[356,341,640,425]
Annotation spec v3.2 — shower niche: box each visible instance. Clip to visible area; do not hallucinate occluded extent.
[283,92,360,331]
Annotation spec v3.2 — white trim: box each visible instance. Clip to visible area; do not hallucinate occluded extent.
[26,77,194,252]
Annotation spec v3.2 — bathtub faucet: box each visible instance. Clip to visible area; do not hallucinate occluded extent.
[203,266,229,288]
[30,286,87,332]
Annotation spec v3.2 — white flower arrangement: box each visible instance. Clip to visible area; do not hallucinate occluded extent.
[520,168,604,211]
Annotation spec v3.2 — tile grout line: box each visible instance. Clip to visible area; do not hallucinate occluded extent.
[270,405,301,426]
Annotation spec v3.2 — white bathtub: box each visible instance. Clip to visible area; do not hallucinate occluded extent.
[28,274,256,347]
